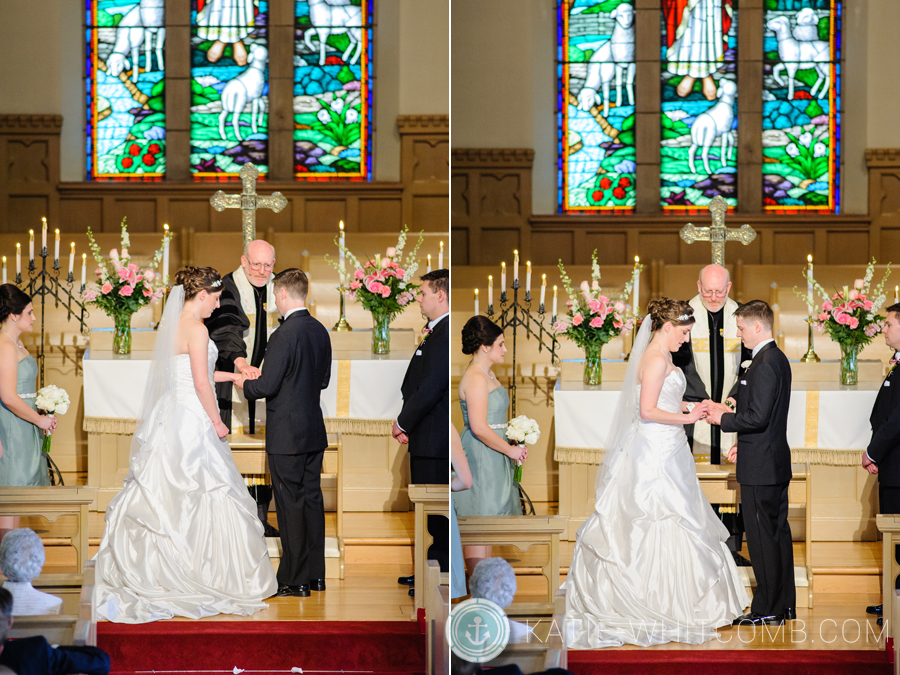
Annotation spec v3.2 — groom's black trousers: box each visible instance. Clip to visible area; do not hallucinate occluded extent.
[269,451,326,585]
[742,482,795,616]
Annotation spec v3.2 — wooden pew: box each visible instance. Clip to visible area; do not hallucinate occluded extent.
[425,560,449,675]
[485,588,567,671]
[0,487,95,574]
[697,462,813,608]
[877,514,900,640]
[8,560,96,647]
[409,484,450,610]
[457,516,566,609]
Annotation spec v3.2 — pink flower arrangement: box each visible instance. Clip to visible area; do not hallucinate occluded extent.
[799,258,891,350]
[83,218,169,322]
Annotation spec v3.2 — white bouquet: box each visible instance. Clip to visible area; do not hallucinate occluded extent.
[505,415,540,482]
[35,385,70,453]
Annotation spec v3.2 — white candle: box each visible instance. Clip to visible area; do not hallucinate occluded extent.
[16,243,21,277]
[540,273,547,307]
[162,223,170,285]
[54,229,60,263]
[81,253,87,289]
[28,230,34,262]
[474,288,480,316]
[42,218,47,252]
[1,257,6,284]
[895,285,899,305]
[338,220,346,284]
[632,256,641,315]
[501,262,507,291]
[552,285,558,318]
[526,261,532,297]
[426,254,432,273]
[807,254,814,315]
[68,242,75,277]
[488,275,494,308]
[439,241,444,269]
[513,250,519,284]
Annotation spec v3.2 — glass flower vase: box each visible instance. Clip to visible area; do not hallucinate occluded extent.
[113,312,134,355]
[839,342,860,386]
[583,343,602,386]
[371,310,392,355]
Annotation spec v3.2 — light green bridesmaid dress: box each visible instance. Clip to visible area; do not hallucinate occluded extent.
[0,355,49,486]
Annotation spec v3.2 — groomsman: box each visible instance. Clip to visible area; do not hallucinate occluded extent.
[394,270,450,595]
[862,303,900,625]
[676,264,752,564]
[707,301,795,626]
[207,240,280,536]
[239,269,332,598]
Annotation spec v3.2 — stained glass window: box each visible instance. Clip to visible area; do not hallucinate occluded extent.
[85,0,166,180]
[191,0,269,178]
[294,0,372,180]
[660,0,738,212]
[763,0,841,213]
[557,0,636,213]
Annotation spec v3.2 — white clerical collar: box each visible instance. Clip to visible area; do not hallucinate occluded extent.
[283,307,308,321]
[752,338,775,358]
[428,312,449,330]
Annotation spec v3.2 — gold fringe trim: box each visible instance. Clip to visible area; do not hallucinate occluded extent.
[83,416,137,435]
[86,416,395,438]
[325,418,394,437]
[555,445,864,467]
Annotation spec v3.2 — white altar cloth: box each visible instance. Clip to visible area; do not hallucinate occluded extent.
[83,348,408,436]
[554,378,880,466]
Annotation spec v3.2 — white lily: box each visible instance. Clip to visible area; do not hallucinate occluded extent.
[316,109,331,124]
[331,97,345,114]
[785,143,800,158]
[813,142,827,158]
[799,131,813,148]
[345,108,359,124]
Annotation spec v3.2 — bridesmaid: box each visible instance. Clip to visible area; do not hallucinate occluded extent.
[450,422,472,600]
[0,285,54,517]
[454,316,527,573]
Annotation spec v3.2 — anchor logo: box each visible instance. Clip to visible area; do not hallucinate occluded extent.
[465,616,490,645]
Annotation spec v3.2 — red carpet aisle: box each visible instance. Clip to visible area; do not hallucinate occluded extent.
[99,621,425,673]
[567,649,891,675]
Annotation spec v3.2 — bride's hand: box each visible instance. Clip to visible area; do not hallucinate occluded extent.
[214,420,229,440]
[685,402,709,424]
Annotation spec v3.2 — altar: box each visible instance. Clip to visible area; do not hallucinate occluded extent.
[82,329,418,514]
[553,364,882,542]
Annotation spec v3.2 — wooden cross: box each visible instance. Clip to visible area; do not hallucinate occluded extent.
[679,196,756,265]
[209,163,288,247]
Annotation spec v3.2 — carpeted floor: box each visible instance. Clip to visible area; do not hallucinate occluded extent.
[98,620,426,673]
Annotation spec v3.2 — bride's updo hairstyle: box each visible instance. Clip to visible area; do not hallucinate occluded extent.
[648,297,695,332]
[175,266,222,301]
[0,284,32,324]
[461,316,503,355]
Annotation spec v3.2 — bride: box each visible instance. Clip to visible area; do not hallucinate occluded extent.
[94,267,277,623]
[564,298,749,648]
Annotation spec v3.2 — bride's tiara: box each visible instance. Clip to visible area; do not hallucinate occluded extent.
[677,313,691,321]
[211,279,222,288]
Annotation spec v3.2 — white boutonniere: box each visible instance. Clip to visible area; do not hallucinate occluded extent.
[741,360,752,369]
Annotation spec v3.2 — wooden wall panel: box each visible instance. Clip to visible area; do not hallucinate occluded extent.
[451,227,469,266]
[827,232,869,264]
[110,200,157,233]
[773,233,815,264]
[0,115,62,232]
[169,200,210,231]
[305,200,348,231]
[412,195,449,232]
[532,231,573,266]
[481,229,521,258]
[9,196,50,231]
[398,115,449,232]
[639,233,681,264]
[358,199,402,232]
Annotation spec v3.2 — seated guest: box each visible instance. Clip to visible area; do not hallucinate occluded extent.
[0,587,111,675]
[468,558,535,643]
[0,530,62,616]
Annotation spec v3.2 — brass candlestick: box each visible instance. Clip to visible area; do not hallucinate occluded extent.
[800,318,820,362]
[332,285,353,332]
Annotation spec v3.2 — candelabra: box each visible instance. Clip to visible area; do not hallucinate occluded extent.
[487,278,559,417]
[17,244,90,388]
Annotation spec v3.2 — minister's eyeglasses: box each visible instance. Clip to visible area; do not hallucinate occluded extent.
[248,261,275,271]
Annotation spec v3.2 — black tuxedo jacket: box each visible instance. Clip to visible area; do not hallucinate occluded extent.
[867,357,900,486]
[243,309,332,455]
[720,341,793,486]
[398,315,449,460]
[0,636,110,675]
[676,336,752,402]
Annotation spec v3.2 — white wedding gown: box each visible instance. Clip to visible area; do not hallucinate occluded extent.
[564,369,750,648]
[94,341,277,623]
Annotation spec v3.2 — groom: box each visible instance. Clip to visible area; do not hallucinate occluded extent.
[238,269,332,598]
[706,300,795,626]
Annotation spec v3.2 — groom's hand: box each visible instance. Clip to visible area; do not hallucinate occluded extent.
[862,452,879,474]
[392,420,409,445]
[705,401,729,425]
[727,444,737,463]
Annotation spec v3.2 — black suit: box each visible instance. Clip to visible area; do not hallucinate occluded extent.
[398,315,449,570]
[243,309,332,585]
[720,341,795,616]
[867,354,900,513]
[0,636,110,675]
